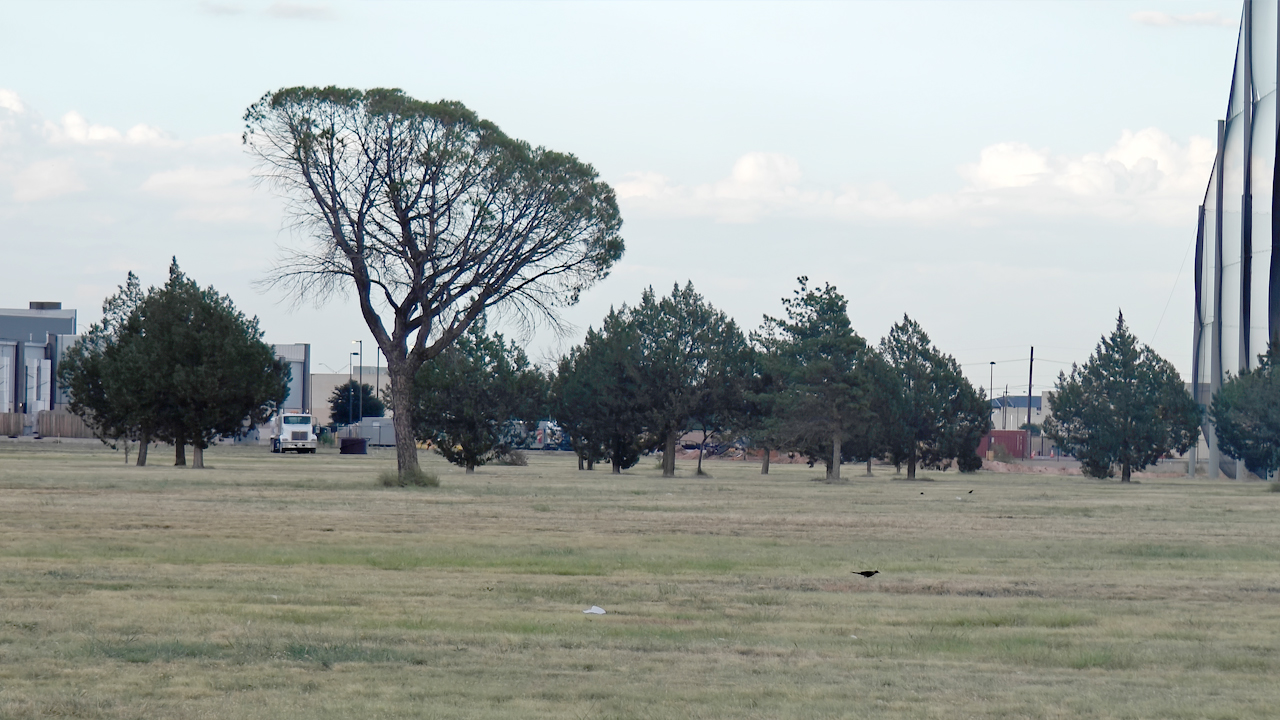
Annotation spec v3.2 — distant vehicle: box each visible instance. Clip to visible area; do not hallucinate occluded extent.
[270,412,317,454]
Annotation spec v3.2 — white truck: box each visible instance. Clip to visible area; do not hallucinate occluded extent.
[270,412,318,453]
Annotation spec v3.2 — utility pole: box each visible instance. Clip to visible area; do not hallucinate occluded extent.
[1026,346,1034,459]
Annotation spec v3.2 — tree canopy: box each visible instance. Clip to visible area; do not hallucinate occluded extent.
[631,283,751,477]
[57,272,150,459]
[550,309,647,474]
[244,86,623,481]
[59,261,289,468]
[328,381,386,425]
[414,319,546,473]
[1211,342,1280,479]
[878,316,989,478]
[1044,312,1200,481]
[753,278,872,480]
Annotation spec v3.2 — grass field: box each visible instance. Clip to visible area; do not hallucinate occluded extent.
[2,442,1279,719]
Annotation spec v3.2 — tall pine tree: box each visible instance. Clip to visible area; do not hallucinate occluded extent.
[878,316,990,479]
[754,278,872,481]
[1044,312,1200,481]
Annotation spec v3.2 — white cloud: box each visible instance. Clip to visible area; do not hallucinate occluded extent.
[267,2,334,20]
[0,89,24,114]
[11,159,86,202]
[617,128,1215,227]
[1131,11,1236,27]
[44,111,171,146]
[140,165,261,223]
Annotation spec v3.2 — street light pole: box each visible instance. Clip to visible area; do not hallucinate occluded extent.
[353,341,363,421]
[348,351,358,425]
[988,361,995,424]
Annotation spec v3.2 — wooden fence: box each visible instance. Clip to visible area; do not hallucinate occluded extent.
[37,411,94,438]
[0,412,95,438]
[0,413,22,437]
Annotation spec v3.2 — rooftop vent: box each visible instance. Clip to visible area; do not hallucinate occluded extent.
[29,302,62,310]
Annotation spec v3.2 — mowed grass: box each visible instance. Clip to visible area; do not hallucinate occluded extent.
[2,444,1280,718]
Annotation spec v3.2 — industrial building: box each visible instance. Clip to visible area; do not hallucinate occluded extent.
[0,302,77,417]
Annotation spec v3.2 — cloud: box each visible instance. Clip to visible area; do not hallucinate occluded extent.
[1131,11,1236,27]
[140,165,262,223]
[11,159,86,202]
[43,111,171,146]
[266,2,334,20]
[0,89,24,114]
[616,128,1215,226]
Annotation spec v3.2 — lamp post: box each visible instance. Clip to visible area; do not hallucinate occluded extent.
[349,351,359,426]
[353,341,363,421]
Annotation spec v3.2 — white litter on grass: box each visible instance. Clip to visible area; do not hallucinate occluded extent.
[583,606,606,615]
[850,635,858,639]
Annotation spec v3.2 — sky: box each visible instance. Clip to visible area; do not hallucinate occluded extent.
[0,0,1247,397]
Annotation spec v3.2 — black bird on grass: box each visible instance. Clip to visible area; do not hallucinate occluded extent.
[852,570,879,578]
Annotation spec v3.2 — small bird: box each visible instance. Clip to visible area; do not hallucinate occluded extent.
[852,570,879,578]
[968,490,973,494]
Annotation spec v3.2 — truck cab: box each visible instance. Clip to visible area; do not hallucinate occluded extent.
[271,413,318,454]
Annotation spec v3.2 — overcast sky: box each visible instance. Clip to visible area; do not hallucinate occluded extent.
[0,0,1245,397]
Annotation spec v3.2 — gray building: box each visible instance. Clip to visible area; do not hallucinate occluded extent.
[0,302,77,414]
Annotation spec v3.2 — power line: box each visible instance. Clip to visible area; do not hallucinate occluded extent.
[1149,231,1196,344]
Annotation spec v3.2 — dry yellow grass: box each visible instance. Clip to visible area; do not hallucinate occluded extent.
[2,441,1280,718]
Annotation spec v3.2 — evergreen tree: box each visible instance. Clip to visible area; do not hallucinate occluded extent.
[632,283,751,477]
[550,309,647,474]
[328,381,386,425]
[57,272,154,464]
[754,278,872,481]
[61,263,290,468]
[1211,342,1280,478]
[1044,312,1200,481]
[878,316,990,478]
[128,260,290,468]
[414,320,545,473]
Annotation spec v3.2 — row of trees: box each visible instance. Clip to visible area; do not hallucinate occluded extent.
[415,279,991,478]
[59,260,289,467]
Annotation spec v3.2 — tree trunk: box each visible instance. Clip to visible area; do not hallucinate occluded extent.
[578,454,584,471]
[830,434,842,481]
[587,457,594,470]
[865,458,873,477]
[663,430,677,477]
[124,442,131,465]
[387,359,421,481]
[136,437,149,467]
[1121,461,1131,482]
[760,447,770,475]
[174,438,186,467]
[466,465,474,474]
[696,429,707,475]
[192,442,205,469]
[907,453,917,480]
